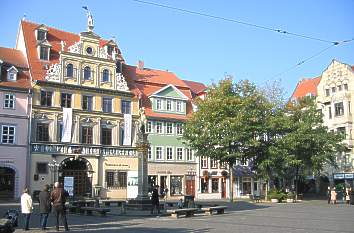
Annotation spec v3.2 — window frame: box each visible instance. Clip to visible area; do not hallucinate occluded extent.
[65,64,74,78]
[82,95,93,112]
[121,100,131,114]
[176,101,182,112]
[176,123,183,135]
[60,93,72,108]
[3,93,15,109]
[166,147,173,160]
[83,66,92,80]
[201,156,208,169]
[334,102,344,117]
[146,121,152,133]
[166,99,172,111]
[176,147,183,160]
[186,148,193,161]
[156,122,163,134]
[1,125,16,144]
[101,127,112,145]
[166,122,173,134]
[156,99,162,110]
[81,126,93,144]
[40,90,52,107]
[39,46,49,60]
[155,146,163,160]
[36,162,48,174]
[102,97,113,113]
[106,171,127,189]
[102,69,110,82]
[36,123,49,142]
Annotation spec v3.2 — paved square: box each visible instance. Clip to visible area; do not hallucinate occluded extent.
[1,200,353,233]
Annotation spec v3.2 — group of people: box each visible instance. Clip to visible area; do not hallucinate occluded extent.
[20,182,69,231]
[327,186,352,205]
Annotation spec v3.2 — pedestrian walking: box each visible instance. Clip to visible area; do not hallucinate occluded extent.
[20,187,33,231]
[39,184,51,230]
[345,187,351,205]
[51,182,69,231]
[330,187,337,204]
[151,185,160,215]
[327,186,331,204]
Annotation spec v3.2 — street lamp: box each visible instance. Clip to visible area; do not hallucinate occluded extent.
[48,160,60,184]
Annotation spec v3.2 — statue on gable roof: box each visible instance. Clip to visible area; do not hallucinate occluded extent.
[82,6,94,32]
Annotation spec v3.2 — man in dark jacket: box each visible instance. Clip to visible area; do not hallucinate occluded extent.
[39,185,51,230]
[50,182,69,231]
[151,185,160,215]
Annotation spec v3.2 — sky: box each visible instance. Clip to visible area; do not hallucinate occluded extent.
[0,0,353,97]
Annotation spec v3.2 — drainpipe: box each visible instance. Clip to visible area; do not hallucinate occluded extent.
[26,89,33,190]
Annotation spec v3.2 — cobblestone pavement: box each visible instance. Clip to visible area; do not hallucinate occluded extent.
[1,200,353,233]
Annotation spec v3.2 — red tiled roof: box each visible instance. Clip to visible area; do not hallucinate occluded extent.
[0,71,31,89]
[21,20,124,81]
[291,76,321,99]
[183,79,207,95]
[122,64,190,88]
[0,47,28,69]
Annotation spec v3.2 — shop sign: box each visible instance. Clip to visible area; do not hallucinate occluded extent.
[333,173,345,179]
[344,173,354,179]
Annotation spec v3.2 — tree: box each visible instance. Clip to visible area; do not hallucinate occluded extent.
[183,78,270,202]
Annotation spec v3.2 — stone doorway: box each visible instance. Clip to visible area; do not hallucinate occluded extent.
[59,157,93,197]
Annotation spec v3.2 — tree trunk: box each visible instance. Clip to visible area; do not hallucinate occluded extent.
[229,162,234,202]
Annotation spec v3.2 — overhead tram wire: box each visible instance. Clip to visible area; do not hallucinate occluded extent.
[131,0,338,45]
[271,38,354,79]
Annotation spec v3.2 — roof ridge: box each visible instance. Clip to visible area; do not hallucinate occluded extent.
[124,63,175,74]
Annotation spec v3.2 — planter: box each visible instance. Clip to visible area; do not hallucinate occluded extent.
[271,199,279,203]
[286,198,294,203]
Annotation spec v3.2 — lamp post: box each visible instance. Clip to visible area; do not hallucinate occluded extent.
[48,160,60,185]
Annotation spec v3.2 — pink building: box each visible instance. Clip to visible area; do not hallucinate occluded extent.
[0,47,31,199]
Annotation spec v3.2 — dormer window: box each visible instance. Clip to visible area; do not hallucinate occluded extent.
[37,30,46,41]
[7,66,18,81]
[107,45,114,56]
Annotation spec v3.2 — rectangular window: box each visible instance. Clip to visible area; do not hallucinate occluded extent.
[201,156,208,168]
[176,101,182,112]
[220,161,226,169]
[40,90,52,107]
[166,122,173,134]
[121,100,131,114]
[349,101,351,114]
[176,123,183,135]
[36,162,48,174]
[148,147,152,160]
[58,123,63,142]
[325,89,330,97]
[102,97,112,113]
[186,149,193,161]
[3,94,15,109]
[107,46,114,56]
[211,159,218,169]
[170,176,182,195]
[344,84,348,91]
[201,178,208,193]
[146,121,152,133]
[1,125,15,144]
[81,126,93,144]
[37,31,46,40]
[36,123,49,142]
[167,100,172,111]
[332,87,336,93]
[212,178,219,193]
[106,171,127,188]
[156,122,163,134]
[177,148,183,160]
[39,46,49,60]
[61,93,72,108]
[338,85,342,91]
[335,102,344,116]
[166,147,173,160]
[101,127,112,145]
[329,106,332,119]
[156,147,163,160]
[156,99,162,110]
[82,95,93,112]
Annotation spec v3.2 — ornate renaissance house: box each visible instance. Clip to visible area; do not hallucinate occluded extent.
[16,15,142,199]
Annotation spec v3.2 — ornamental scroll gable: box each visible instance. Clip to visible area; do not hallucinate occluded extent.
[99,48,108,59]
[68,41,83,54]
[45,63,61,82]
[116,73,129,91]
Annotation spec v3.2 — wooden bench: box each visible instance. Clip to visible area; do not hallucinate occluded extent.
[166,208,198,219]
[201,206,227,215]
[81,207,110,217]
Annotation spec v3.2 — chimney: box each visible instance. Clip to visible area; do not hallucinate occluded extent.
[137,60,144,70]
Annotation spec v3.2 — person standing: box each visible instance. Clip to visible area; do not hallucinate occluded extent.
[327,186,331,204]
[151,185,160,215]
[345,187,351,205]
[39,184,51,230]
[51,182,69,231]
[330,187,337,204]
[20,187,33,231]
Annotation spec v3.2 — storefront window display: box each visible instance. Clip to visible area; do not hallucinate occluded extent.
[201,178,209,193]
[212,178,219,193]
[170,176,183,195]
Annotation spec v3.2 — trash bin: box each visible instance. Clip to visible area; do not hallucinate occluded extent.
[350,192,354,205]
[184,195,195,208]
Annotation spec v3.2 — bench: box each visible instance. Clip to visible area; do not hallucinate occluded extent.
[250,195,265,203]
[81,207,110,217]
[67,205,81,214]
[100,200,126,207]
[166,208,198,219]
[201,206,227,215]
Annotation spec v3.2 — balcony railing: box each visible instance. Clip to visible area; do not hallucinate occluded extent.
[31,143,137,157]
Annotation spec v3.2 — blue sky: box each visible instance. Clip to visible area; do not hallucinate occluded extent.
[1,0,353,97]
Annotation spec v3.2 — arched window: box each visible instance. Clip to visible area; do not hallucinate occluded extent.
[66,64,73,77]
[102,69,109,82]
[84,66,91,80]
